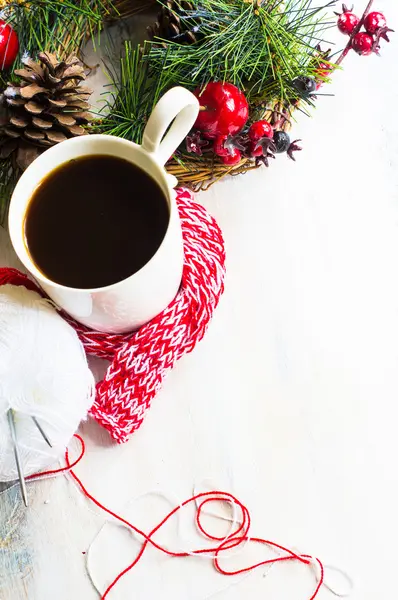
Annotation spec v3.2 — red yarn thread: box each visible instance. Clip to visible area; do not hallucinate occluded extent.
[0,189,226,443]
[29,435,325,600]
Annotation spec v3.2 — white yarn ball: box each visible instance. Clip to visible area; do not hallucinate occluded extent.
[0,284,95,481]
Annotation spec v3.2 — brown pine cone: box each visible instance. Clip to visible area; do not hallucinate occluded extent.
[0,52,93,170]
[148,0,202,45]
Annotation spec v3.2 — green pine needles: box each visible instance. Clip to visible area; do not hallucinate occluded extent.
[93,41,173,142]
[94,42,173,143]
[151,0,334,101]
[5,0,113,68]
[0,0,115,222]
[97,0,336,145]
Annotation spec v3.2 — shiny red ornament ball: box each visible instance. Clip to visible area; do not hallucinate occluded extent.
[337,11,359,35]
[351,32,374,55]
[0,20,19,70]
[194,82,249,139]
[248,120,273,142]
[364,11,387,34]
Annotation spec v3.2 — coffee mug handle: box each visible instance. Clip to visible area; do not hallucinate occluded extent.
[142,87,199,167]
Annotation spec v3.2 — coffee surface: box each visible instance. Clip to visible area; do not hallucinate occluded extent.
[24,155,169,289]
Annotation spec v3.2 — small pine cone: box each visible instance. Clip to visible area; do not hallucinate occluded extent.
[0,52,93,170]
[148,0,202,45]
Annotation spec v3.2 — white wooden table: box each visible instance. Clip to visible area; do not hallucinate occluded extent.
[1,1,398,597]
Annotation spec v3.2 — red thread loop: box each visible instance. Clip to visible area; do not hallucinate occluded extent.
[29,436,326,600]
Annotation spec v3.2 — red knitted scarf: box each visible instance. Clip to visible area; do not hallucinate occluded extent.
[0,189,226,443]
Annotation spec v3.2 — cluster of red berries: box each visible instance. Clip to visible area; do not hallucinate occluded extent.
[213,120,278,166]
[188,81,299,166]
[186,5,394,167]
[337,4,392,56]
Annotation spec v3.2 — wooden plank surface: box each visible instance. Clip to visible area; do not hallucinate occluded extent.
[1,1,398,598]
[0,484,32,600]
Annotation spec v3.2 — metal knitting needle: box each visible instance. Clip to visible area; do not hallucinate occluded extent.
[7,409,28,507]
[31,416,52,447]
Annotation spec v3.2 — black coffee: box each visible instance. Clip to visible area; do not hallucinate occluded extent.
[24,155,170,289]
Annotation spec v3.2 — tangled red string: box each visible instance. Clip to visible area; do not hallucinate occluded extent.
[28,435,325,600]
[0,189,226,443]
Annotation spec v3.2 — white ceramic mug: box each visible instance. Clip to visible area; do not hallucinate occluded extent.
[9,87,199,333]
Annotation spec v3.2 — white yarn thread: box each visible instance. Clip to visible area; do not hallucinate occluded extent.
[0,284,95,481]
[322,565,354,597]
[310,559,354,598]
[85,488,251,599]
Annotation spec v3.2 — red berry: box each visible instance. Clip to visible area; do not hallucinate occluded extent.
[214,134,244,164]
[248,120,273,142]
[364,11,387,34]
[0,20,19,70]
[213,134,230,157]
[351,32,374,56]
[337,11,359,35]
[316,62,331,79]
[248,141,263,157]
[221,148,241,165]
[315,62,331,90]
[194,82,249,140]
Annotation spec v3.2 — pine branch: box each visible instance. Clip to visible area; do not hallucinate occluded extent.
[4,0,114,65]
[148,0,336,106]
[0,0,113,223]
[94,42,173,143]
[96,0,337,168]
